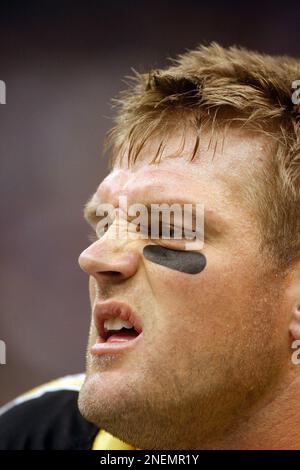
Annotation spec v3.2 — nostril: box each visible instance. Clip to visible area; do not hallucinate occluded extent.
[97,271,125,281]
[81,251,139,281]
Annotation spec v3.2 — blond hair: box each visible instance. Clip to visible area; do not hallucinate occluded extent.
[103,43,300,268]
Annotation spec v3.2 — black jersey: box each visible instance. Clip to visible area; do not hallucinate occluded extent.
[0,374,135,450]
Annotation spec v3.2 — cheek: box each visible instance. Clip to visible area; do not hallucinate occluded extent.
[146,255,254,338]
[145,259,214,329]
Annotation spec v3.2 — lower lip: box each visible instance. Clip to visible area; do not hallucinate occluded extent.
[90,332,143,356]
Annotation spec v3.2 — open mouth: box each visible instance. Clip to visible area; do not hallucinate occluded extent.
[91,300,143,355]
[103,319,140,343]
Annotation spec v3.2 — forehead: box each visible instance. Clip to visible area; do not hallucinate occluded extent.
[95,128,268,209]
[97,161,220,207]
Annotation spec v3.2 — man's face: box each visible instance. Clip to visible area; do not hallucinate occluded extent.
[78,129,291,449]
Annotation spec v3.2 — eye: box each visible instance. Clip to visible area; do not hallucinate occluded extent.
[137,220,190,247]
[156,237,188,251]
[155,224,203,251]
[140,221,184,239]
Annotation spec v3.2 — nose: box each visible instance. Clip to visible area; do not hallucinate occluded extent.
[78,238,140,284]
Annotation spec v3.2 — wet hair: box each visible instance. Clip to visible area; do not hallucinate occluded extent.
[103,42,300,268]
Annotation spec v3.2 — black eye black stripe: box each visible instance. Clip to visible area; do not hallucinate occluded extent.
[143,245,206,274]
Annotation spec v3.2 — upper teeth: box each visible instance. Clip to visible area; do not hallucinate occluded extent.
[104,318,133,331]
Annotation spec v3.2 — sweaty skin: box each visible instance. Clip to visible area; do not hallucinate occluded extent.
[143,245,207,274]
[78,128,300,450]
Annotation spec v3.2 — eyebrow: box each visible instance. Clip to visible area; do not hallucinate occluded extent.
[83,195,229,241]
[84,195,102,226]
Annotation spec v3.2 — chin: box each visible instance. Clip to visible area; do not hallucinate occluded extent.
[78,376,145,447]
[78,370,139,425]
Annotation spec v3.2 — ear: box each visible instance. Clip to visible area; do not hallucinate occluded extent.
[288,264,300,340]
